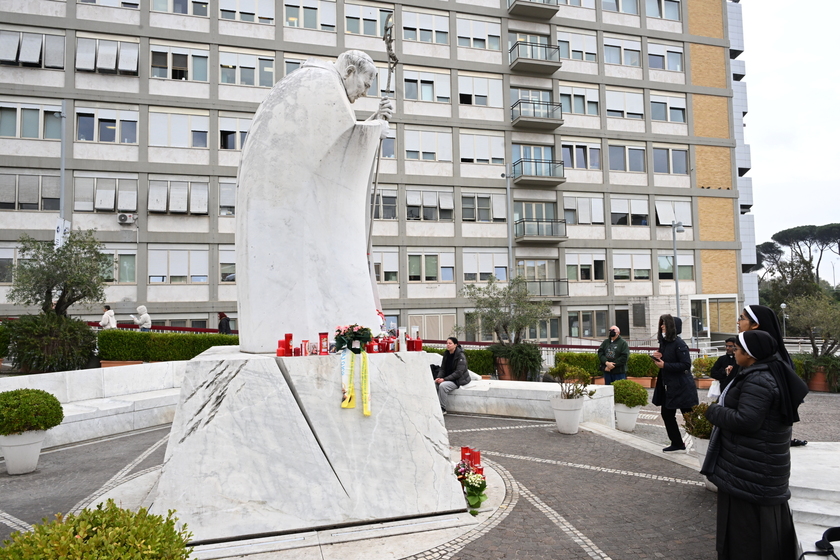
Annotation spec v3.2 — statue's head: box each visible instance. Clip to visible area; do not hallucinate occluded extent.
[336,50,377,103]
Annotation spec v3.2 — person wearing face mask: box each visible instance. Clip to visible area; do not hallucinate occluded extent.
[598,325,629,385]
[710,337,740,392]
[651,314,698,452]
[433,337,470,415]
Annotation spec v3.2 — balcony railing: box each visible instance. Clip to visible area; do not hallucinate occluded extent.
[525,279,569,297]
[511,159,565,183]
[508,0,558,7]
[511,100,563,129]
[514,218,567,239]
[507,0,559,18]
[509,41,560,63]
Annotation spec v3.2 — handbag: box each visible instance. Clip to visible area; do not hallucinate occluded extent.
[707,379,721,400]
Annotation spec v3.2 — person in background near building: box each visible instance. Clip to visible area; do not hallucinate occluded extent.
[738,304,808,447]
[651,314,698,452]
[132,305,152,332]
[598,325,630,385]
[710,337,740,392]
[434,337,470,415]
[701,330,808,560]
[218,312,232,335]
[99,305,116,330]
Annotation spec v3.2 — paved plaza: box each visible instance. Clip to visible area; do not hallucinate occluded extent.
[1,389,837,558]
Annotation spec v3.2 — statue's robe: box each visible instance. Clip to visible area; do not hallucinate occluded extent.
[236,59,382,353]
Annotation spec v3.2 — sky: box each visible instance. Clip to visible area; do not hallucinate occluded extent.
[742,1,840,286]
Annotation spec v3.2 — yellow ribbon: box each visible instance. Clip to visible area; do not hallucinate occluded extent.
[340,349,370,416]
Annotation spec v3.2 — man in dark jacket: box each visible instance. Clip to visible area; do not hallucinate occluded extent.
[434,337,470,414]
[597,325,630,385]
[709,337,739,391]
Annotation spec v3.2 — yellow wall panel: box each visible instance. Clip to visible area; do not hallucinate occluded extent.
[695,145,732,189]
[693,94,730,139]
[701,250,738,294]
[690,43,727,89]
[688,0,724,39]
[697,196,735,242]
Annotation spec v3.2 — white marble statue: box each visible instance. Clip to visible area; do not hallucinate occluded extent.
[236,50,393,353]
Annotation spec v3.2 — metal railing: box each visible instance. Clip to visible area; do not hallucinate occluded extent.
[514,218,566,238]
[511,158,564,179]
[508,0,558,6]
[525,279,569,297]
[509,41,560,63]
[511,99,562,121]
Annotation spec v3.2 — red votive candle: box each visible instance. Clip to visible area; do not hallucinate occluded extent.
[292,347,301,356]
[319,332,329,355]
[276,347,286,357]
[461,446,472,461]
[470,449,481,465]
[473,466,484,475]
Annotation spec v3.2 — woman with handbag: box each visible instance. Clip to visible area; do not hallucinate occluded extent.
[651,314,699,452]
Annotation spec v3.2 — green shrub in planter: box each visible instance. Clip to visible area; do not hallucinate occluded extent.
[553,352,600,376]
[1,499,192,559]
[5,314,97,373]
[682,402,712,439]
[0,389,64,436]
[611,379,648,408]
[548,363,594,399]
[98,329,239,362]
[692,356,716,378]
[627,353,658,378]
[0,320,9,359]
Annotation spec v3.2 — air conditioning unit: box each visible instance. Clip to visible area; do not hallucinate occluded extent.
[117,213,137,225]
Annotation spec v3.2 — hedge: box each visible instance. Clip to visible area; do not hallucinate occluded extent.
[555,351,658,378]
[98,329,238,362]
[627,353,658,378]
[422,347,495,376]
[692,356,717,378]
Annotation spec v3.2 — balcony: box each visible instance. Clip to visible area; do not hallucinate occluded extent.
[514,219,567,243]
[511,100,563,130]
[525,279,569,297]
[509,42,562,75]
[511,158,565,187]
[507,0,559,19]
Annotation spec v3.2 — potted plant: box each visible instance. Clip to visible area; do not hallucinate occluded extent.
[627,353,658,388]
[683,402,716,491]
[691,357,716,389]
[611,379,648,432]
[547,364,595,435]
[0,388,64,475]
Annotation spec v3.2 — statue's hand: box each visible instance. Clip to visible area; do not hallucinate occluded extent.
[378,119,390,140]
[374,97,393,121]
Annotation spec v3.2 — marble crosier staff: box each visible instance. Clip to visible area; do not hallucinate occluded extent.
[235,50,394,354]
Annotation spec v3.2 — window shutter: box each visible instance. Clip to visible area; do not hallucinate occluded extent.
[148,180,169,212]
[74,177,95,211]
[19,34,43,64]
[117,179,138,212]
[44,35,65,69]
[75,38,96,71]
[94,178,116,210]
[169,181,189,213]
[190,182,208,214]
[96,40,118,71]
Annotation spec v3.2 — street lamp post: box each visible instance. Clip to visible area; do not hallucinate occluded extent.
[780,303,787,339]
[671,221,685,319]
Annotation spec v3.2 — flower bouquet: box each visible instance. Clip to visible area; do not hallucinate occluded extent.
[334,324,373,355]
[454,460,488,515]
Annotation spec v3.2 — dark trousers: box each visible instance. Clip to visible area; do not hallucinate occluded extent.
[661,405,692,447]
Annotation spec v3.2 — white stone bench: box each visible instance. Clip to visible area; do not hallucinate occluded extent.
[0,362,186,449]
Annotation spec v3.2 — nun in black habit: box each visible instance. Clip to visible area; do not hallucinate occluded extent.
[701,330,809,560]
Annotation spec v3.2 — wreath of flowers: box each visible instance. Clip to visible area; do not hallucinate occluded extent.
[334,324,373,354]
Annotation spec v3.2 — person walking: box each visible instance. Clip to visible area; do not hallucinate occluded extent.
[597,325,630,385]
[701,330,808,560]
[218,312,232,335]
[434,337,470,415]
[710,337,740,392]
[99,305,116,330]
[651,314,698,452]
[132,305,152,332]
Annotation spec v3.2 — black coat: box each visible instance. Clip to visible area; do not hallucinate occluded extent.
[710,354,740,391]
[702,362,792,505]
[218,317,232,335]
[651,331,698,410]
[439,346,471,387]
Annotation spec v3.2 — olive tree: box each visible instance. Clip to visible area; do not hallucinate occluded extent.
[460,276,552,345]
[786,294,840,358]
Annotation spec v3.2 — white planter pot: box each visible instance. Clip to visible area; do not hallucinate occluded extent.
[0,430,48,475]
[692,437,717,492]
[614,403,642,432]
[550,396,585,435]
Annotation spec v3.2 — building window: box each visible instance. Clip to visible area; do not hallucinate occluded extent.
[149,110,209,148]
[653,199,692,227]
[556,29,597,61]
[404,69,450,103]
[408,252,454,282]
[526,319,560,344]
[370,189,397,219]
[404,128,452,161]
[152,0,208,16]
[0,246,19,283]
[610,197,648,226]
[565,252,605,281]
[653,147,688,174]
[73,176,138,213]
[650,94,686,122]
[464,251,507,282]
[460,132,504,165]
[608,145,646,172]
[658,254,693,280]
[0,101,62,140]
[76,107,138,144]
[219,51,274,87]
[147,178,209,215]
[406,190,453,221]
[613,251,651,281]
[605,89,644,119]
[75,37,139,75]
[462,193,505,223]
[0,30,65,69]
[284,57,303,75]
[561,142,601,170]
[603,0,638,14]
[403,10,449,44]
[456,16,501,50]
[219,114,252,150]
[345,4,392,37]
[100,248,137,284]
[514,201,555,221]
[148,246,209,284]
[219,0,274,23]
[366,67,395,99]
[646,0,680,20]
[283,0,336,32]
[568,310,608,339]
[563,196,604,225]
[219,245,236,282]
[458,75,503,107]
[559,84,599,115]
[371,248,398,282]
[219,179,236,216]
[0,173,60,211]
[603,36,641,67]
[150,45,208,82]
[648,43,683,72]
[516,259,557,283]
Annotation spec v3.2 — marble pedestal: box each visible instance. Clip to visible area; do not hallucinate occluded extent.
[150,348,465,542]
